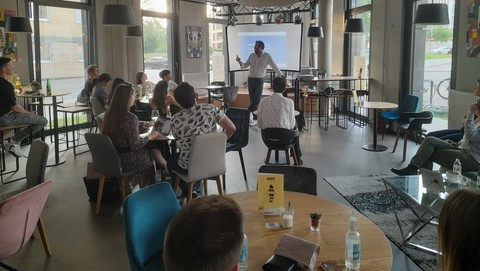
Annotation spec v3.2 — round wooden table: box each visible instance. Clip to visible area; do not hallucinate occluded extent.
[228,191,392,270]
[360,101,398,152]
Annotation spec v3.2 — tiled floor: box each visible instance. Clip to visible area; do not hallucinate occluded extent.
[2,116,424,271]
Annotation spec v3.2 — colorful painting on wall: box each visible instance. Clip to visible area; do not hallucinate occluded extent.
[0,9,19,61]
[467,0,480,57]
[186,26,203,58]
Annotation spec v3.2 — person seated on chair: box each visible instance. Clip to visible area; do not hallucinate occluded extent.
[167,82,236,197]
[159,70,180,115]
[107,77,125,108]
[91,73,112,110]
[164,195,244,271]
[102,82,167,188]
[84,64,99,97]
[149,80,182,118]
[392,100,480,176]
[0,57,48,158]
[256,76,303,165]
[426,79,480,142]
[438,189,480,271]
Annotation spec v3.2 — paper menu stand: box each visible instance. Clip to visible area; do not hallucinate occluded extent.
[257,173,284,210]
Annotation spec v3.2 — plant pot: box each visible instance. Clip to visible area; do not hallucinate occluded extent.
[310,218,321,231]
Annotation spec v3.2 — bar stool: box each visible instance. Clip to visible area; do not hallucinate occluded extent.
[57,105,91,156]
[0,124,30,184]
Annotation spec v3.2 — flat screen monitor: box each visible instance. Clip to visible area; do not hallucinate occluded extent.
[226,23,303,72]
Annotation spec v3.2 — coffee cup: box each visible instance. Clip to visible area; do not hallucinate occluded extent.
[445,171,460,182]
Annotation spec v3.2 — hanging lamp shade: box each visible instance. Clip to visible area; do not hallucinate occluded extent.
[126,25,142,37]
[414,3,449,25]
[5,16,32,33]
[345,18,365,33]
[307,26,324,38]
[102,4,135,26]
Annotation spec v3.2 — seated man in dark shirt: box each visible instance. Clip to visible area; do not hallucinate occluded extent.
[0,57,48,157]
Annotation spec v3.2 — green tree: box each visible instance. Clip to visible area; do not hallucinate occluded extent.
[432,26,452,43]
[143,20,167,55]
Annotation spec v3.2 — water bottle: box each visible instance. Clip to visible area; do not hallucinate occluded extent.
[345,210,361,270]
[453,158,462,182]
[46,78,52,95]
[239,233,248,271]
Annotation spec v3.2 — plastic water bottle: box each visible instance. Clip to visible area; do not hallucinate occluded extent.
[239,233,248,271]
[453,158,462,182]
[345,210,361,270]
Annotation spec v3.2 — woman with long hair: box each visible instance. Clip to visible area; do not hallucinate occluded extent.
[149,80,182,116]
[438,189,480,271]
[102,82,167,187]
[108,77,125,107]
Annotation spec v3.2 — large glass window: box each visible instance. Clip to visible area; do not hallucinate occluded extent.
[347,1,371,78]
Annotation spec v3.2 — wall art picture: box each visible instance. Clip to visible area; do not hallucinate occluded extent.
[467,0,480,57]
[186,26,202,58]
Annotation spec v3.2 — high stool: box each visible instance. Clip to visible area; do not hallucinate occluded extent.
[0,124,30,184]
[261,128,299,165]
[57,106,91,156]
[28,97,63,141]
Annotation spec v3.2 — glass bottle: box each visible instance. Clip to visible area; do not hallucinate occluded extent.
[345,210,361,270]
[15,76,21,90]
[239,233,248,271]
[453,158,462,183]
[46,78,52,95]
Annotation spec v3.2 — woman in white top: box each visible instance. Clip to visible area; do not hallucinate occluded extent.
[149,80,182,117]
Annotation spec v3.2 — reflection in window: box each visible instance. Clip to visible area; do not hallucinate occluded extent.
[141,0,173,13]
[142,17,172,83]
[350,11,370,78]
[39,6,48,20]
[40,43,52,62]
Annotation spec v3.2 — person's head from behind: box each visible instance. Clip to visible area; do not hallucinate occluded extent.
[93,73,112,86]
[439,189,480,271]
[272,77,287,93]
[103,82,135,136]
[160,70,172,82]
[164,195,243,271]
[86,64,99,79]
[109,78,125,106]
[0,57,13,77]
[152,80,168,113]
[174,82,196,109]
[254,40,265,54]
[136,72,147,85]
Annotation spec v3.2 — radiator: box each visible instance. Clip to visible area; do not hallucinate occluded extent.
[448,90,477,129]
[182,72,209,95]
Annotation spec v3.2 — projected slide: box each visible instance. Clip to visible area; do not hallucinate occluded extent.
[227,23,303,72]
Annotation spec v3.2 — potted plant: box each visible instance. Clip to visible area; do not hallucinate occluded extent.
[309,212,322,231]
[318,68,327,79]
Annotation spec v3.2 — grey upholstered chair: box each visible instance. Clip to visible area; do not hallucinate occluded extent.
[90,96,105,133]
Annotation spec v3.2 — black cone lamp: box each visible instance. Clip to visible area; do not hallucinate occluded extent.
[126,25,142,37]
[307,26,324,38]
[102,4,135,26]
[414,3,449,25]
[345,18,365,33]
[5,0,32,33]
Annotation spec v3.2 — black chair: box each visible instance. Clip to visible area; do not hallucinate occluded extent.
[219,86,239,111]
[258,165,317,195]
[209,81,226,101]
[392,111,433,161]
[261,128,299,165]
[225,108,249,190]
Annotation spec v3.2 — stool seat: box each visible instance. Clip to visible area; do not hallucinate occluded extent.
[261,128,299,165]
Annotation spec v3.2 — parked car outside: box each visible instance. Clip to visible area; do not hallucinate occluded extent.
[144,57,168,69]
[431,46,452,54]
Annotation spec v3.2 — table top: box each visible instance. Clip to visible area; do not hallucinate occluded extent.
[360,101,398,110]
[253,109,300,116]
[228,191,392,270]
[198,85,225,90]
[17,89,71,98]
[295,76,370,82]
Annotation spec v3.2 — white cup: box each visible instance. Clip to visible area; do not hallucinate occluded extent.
[282,208,294,228]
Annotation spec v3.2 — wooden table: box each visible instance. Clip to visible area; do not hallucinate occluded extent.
[17,90,71,166]
[360,101,398,152]
[228,191,392,270]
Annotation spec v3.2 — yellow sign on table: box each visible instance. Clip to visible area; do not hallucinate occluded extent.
[257,173,284,210]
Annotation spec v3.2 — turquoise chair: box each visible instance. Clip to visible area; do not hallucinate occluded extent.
[123,182,180,271]
[381,95,419,139]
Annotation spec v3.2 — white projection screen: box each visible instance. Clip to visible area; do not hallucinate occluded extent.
[227,23,303,72]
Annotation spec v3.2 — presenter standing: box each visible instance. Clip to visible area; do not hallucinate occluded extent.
[236,40,283,125]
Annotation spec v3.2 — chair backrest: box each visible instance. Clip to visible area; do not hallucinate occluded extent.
[0,181,53,260]
[84,133,123,176]
[399,111,434,131]
[226,107,249,149]
[26,140,49,188]
[188,132,227,181]
[95,113,105,133]
[222,86,239,103]
[396,95,419,115]
[258,165,317,195]
[210,81,226,86]
[261,128,299,150]
[90,96,105,117]
[123,182,180,271]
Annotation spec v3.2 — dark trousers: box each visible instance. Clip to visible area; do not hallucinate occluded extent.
[248,77,264,116]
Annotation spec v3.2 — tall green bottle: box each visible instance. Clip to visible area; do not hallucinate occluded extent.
[46,79,52,95]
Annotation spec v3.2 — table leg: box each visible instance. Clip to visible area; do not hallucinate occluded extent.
[47,96,66,167]
[363,108,388,151]
[207,90,212,104]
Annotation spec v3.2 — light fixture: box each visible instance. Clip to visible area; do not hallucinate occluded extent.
[275,14,283,24]
[414,3,449,25]
[307,26,324,38]
[228,15,238,27]
[102,4,135,26]
[255,15,263,26]
[5,0,32,33]
[126,25,142,38]
[345,18,365,33]
[294,14,302,25]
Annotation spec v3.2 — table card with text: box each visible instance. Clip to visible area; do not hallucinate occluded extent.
[257,173,284,210]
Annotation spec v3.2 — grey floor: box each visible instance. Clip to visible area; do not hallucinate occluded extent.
[2,116,424,271]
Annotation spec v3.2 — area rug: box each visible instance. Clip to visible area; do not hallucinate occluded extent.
[324,174,437,271]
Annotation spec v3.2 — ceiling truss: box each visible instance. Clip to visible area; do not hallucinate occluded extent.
[207,0,315,16]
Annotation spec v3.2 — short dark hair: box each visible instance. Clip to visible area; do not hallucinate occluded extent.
[93,73,112,85]
[86,64,98,75]
[164,195,244,271]
[256,40,265,50]
[159,69,171,79]
[174,82,196,109]
[272,77,287,93]
[0,57,12,69]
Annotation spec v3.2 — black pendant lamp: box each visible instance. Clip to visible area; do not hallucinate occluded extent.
[126,25,142,38]
[307,26,324,38]
[102,4,136,26]
[345,18,365,33]
[414,3,449,25]
[5,0,32,33]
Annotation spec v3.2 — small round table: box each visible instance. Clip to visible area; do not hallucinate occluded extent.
[360,101,398,152]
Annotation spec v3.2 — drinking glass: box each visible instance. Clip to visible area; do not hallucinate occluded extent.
[282,208,294,229]
[151,110,159,122]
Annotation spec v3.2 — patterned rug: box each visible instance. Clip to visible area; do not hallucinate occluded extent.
[324,174,437,271]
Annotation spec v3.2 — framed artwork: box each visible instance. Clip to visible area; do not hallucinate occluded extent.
[186,26,203,58]
[467,0,480,57]
[0,9,18,61]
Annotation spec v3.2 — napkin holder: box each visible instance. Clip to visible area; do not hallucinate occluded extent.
[274,234,320,271]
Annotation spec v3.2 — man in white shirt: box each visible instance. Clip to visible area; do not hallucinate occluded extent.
[257,77,303,165]
[236,40,283,125]
[159,69,178,93]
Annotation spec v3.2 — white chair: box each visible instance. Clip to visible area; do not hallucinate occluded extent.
[173,132,226,201]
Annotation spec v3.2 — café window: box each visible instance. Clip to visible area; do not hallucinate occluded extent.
[40,43,52,62]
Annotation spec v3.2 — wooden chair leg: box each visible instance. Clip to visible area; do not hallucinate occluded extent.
[173,176,181,196]
[216,176,223,195]
[187,182,195,201]
[95,175,106,215]
[392,130,401,153]
[284,150,290,165]
[203,180,208,195]
[120,177,126,200]
[274,150,279,163]
[403,133,408,162]
[37,217,52,257]
[290,148,298,165]
[265,149,272,164]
